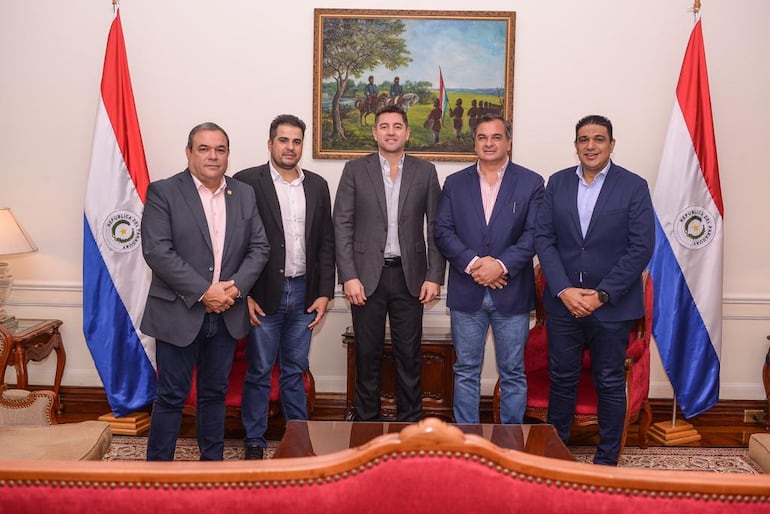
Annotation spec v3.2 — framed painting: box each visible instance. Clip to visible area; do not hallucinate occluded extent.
[313,9,516,162]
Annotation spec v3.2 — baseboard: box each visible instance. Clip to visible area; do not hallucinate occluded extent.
[47,385,769,429]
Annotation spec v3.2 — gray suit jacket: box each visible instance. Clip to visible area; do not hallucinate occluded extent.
[140,169,270,346]
[333,153,445,297]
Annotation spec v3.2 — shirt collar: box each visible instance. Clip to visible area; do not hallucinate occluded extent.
[476,158,509,179]
[269,161,305,185]
[576,160,612,184]
[190,172,226,194]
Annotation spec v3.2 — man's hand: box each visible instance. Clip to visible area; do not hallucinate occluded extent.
[470,256,506,288]
[343,279,367,306]
[307,297,331,329]
[559,287,601,318]
[419,281,441,304]
[202,280,236,313]
[247,296,266,326]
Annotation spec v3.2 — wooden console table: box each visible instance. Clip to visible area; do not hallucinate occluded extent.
[0,319,65,414]
[342,326,455,421]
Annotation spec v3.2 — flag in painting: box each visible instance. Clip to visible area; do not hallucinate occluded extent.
[649,18,723,418]
[439,67,450,120]
[83,9,156,417]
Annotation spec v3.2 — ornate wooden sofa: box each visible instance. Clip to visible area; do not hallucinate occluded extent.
[1,418,768,513]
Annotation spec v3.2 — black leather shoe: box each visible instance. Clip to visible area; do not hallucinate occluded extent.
[244,445,264,460]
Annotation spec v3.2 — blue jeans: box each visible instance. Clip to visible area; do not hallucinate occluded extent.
[241,276,314,448]
[147,313,235,461]
[451,291,529,424]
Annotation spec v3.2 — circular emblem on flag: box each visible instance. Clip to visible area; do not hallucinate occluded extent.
[673,205,716,250]
[103,210,142,253]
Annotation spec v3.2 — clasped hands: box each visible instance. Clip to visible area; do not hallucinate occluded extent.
[470,256,507,289]
[202,280,239,314]
[560,287,603,318]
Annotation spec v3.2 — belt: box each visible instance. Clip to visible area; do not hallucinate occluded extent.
[383,256,402,268]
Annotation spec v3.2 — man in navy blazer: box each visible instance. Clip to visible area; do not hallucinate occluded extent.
[534,115,654,465]
[233,114,335,459]
[435,113,544,424]
[140,122,270,461]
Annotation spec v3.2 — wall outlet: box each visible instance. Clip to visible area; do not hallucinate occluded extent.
[743,409,767,424]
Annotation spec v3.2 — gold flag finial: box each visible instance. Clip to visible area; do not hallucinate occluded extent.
[693,0,701,14]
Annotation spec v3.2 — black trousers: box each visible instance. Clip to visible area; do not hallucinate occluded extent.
[351,263,423,421]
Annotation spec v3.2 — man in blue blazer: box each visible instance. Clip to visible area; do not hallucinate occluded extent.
[140,122,270,461]
[435,113,544,424]
[534,115,654,465]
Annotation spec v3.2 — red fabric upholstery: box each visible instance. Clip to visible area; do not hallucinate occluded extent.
[185,338,313,417]
[497,266,653,448]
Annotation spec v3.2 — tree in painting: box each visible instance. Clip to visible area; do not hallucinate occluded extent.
[322,18,412,139]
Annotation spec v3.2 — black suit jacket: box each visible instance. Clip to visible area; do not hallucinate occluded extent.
[233,163,335,314]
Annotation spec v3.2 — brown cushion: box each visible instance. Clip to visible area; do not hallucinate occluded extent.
[0,420,112,460]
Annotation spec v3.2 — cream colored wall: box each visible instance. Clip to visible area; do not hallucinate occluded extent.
[1,0,768,402]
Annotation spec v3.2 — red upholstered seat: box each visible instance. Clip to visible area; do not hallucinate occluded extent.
[494,265,653,451]
[185,338,315,419]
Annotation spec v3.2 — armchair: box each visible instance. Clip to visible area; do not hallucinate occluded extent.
[185,338,315,419]
[494,265,653,450]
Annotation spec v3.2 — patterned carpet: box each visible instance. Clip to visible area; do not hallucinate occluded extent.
[104,435,762,473]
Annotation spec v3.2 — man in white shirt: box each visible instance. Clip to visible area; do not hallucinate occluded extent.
[233,115,335,459]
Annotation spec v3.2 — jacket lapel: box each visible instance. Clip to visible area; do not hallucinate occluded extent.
[258,166,284,233]
[304,172,317,242]
[488,163,517,227]
[179,170,213,253]
[584,163,619,240]
[397,156,416,222]
[365,154,388,220]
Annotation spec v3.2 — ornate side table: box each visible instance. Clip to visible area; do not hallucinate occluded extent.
[0,319,65,414]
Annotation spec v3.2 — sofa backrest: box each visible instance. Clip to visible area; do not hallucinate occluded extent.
[0,418,768,513]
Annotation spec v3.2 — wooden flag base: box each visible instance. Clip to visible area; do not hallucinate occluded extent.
[98,411,150,435]
[648,420,702,446]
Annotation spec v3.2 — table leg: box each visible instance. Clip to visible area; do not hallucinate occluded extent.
[51,328,66,414]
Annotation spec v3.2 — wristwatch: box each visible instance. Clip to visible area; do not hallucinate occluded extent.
[596,289,610,304]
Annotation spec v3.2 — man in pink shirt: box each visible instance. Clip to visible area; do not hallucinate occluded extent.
[141,122,269,460]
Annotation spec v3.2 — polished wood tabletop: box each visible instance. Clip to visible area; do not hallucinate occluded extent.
[275,420,575,461]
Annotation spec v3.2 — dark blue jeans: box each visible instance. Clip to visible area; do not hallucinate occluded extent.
[241,276,314,448]
[147,313,236,461]
[546,314,632,465]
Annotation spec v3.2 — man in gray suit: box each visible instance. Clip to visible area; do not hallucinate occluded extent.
[334,105,445,421]
[140,122,270,461]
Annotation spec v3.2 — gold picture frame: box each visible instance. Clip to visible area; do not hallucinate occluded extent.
[313,9,516,162]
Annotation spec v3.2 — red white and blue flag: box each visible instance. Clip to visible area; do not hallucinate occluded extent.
[83,8,156,417]
[649,18,723,418]
[439,67,449,120]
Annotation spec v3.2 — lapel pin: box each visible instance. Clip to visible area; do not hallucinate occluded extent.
[226,189,233,195]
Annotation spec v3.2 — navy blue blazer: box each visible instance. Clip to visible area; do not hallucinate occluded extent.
[434,161,544,317]
[534,162,655,322]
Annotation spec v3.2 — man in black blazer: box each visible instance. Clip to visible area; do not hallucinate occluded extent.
[334,105,446,421]
[233,115,335,459]
[141,122,270,461]
[535,115,655,465]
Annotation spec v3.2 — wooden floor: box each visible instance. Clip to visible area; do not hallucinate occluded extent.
[55,388,769,448]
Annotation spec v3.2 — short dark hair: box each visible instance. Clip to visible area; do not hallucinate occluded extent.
[575,115,613,141]
[374,105,408,126]
[269,114,306,140]
[474,113,512,139]
[187,122,229,150]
